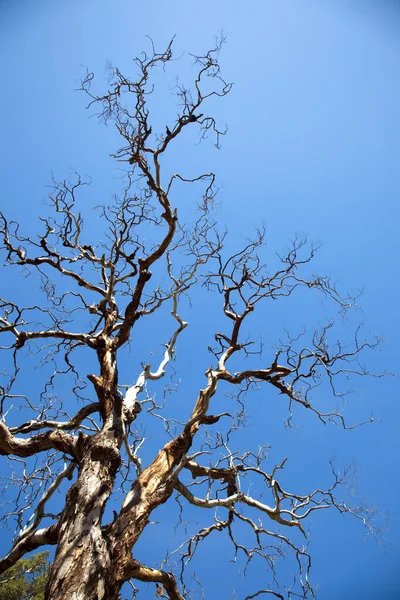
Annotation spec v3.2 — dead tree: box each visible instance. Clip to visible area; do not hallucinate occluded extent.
[0,38,381,599]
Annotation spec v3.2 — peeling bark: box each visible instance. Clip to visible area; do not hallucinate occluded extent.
[46,432,121,600]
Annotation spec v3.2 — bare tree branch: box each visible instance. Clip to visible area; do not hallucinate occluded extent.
[0,422,76,458]
[0,524,58,574]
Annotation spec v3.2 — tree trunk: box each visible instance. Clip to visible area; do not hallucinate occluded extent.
[45,431,122,600]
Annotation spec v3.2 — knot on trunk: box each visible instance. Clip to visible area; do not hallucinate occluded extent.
[77,432,121,470]
[122,401,142,424]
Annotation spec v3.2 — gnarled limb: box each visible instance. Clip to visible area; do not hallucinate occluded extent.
[9,403,100,434]
[124,558,184,600]
[0,524,58,574]
[0,422,76,458]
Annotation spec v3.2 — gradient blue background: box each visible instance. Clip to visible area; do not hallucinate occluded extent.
[0,1,399,598]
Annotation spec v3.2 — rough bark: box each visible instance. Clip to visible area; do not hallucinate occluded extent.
[46,431,121,600]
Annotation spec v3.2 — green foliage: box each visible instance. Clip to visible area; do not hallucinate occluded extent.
[0,552,49,600]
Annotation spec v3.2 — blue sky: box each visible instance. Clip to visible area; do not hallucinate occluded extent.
[0,0,400,598]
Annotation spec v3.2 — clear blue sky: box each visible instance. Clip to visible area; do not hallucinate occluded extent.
[0,1,400,598]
